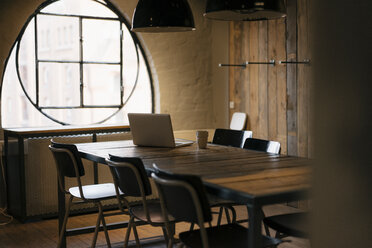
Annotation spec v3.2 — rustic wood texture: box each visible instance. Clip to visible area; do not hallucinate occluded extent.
[76,141,311,200]
[297,0,312,158]
[229,0,313,157]
[286,0,298,156]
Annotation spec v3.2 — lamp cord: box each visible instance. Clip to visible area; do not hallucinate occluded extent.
[0,148,13,225]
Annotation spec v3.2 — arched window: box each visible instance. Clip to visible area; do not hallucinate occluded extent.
[1,0,153,127]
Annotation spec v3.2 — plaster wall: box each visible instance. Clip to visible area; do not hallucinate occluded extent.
[0,0,229,133]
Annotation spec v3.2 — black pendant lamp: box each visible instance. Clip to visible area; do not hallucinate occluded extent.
[204,0,286,21]
[131,0,196,32]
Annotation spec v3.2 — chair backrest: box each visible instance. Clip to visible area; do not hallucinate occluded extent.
[49,140,86,195]
[152,167,212,225]
[106,155,152,197]
[243,138,281,154]
[212,128,252,148]
[229,112,247,130]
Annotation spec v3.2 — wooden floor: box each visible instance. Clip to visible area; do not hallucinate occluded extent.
[0,204,310,248]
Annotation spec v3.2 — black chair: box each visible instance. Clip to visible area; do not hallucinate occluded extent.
[263,212,309,239]
[105,155,177,248]
[211,128,254,224]
[212,128,252,148]
[243,137,281,154]
[49,140,120,248]
[152,168,282,248]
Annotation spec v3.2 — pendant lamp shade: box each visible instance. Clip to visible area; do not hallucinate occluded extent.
[131,0,196,32]
[204,0,286,21]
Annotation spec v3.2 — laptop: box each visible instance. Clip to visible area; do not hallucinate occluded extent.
[128,113,194,148]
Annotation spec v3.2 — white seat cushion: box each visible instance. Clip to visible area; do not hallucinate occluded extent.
[69,183,120,200]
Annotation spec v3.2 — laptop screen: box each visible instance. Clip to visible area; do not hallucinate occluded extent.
[128,113,176,147]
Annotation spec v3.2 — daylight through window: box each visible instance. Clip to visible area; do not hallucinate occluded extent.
[1,0,153,128]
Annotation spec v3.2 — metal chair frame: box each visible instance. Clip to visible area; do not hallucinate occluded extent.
[152,173,211,248]
[49,145,114,248]
[106,158,176,248]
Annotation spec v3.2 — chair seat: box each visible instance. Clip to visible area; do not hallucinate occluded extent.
[263,212,309,238]
[130,201,174,225]
[69,183,119,200]
[179,223,281,248]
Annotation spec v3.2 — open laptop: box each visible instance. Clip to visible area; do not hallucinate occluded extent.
[128,113,194,148]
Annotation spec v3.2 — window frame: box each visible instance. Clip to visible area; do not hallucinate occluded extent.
[1,0,154,126]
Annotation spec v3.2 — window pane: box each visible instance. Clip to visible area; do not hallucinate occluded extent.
[18,18,37,103]
[37,15,80,61]
[41,0,117,18]
[1,49,57,128]
[83,19,120,62]
[39,62,80,107]
[123,48,152,111]
[83,64,121,106]
[2,0,153,127]
[43,108,118,125]
[122,24,138,103]
[104,47,153,125]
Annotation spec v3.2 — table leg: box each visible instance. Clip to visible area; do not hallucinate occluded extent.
[18,137,26,221]
[247,203,263,248]
[3,132,8,203]
[92,133,98,184]
[58,176,66,248]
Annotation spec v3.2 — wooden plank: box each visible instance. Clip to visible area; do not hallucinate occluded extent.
[276,18,288,155]
[258,20,269,139]
[248,21,259,135]
[219,174,310,196]
[297,0,311,157]
[242,21,251,128]
[286,0,298,156]
[229,22,246,120]
[206,167,311,184]
[267,20,278,143]
[229,21,237,121]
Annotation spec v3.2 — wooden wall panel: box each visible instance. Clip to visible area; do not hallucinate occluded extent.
[276,18,288,155]
[297,0,312,157]
[229,0,312,157]
[267,20,279,145]
[248,22,259,135]
[286,0,298,156]
[257,21,268,139]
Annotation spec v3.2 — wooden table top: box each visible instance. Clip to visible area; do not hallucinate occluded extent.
[76,140,312,205]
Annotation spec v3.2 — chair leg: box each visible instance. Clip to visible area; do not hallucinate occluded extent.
[165,223,175,248]
[217,207,223,226]
[131,218,141,248]
[57,195,73,248]
[189,223,195,231]
[97,202,111,248]
[259,208,271,237]
[224,207,231,223]
[124,216,133,248]
[228,206,237,223]
[162,226,170,247]
[91,204,103,248]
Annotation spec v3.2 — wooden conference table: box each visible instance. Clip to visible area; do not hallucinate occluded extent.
[73,139,311,248]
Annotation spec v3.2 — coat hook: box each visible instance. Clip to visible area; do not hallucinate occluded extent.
[279,59,310,64]
[219,60,276,68]
[218,63,246,68]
